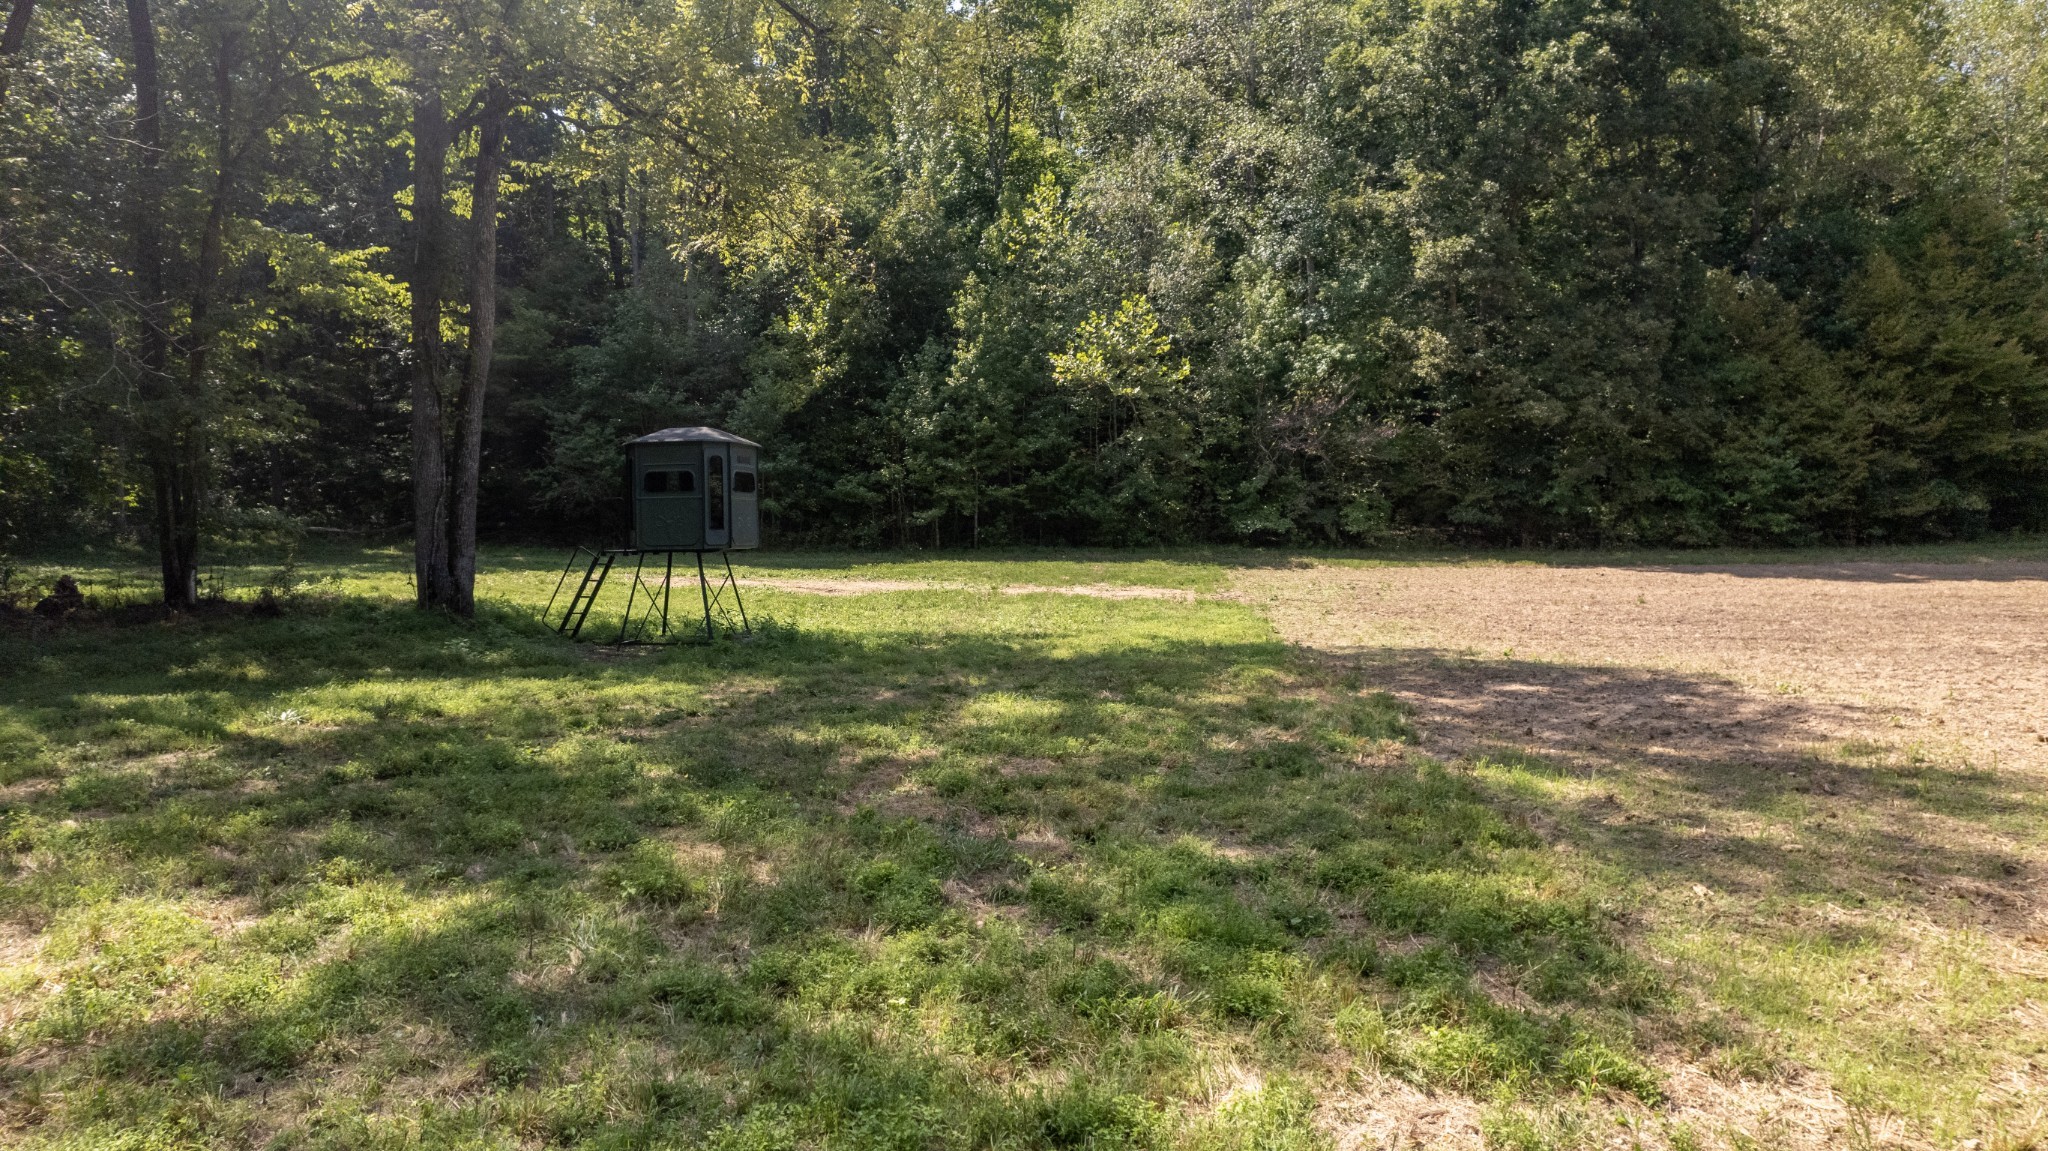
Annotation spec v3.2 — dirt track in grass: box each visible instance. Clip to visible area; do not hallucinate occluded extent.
[1237,560,2048,775]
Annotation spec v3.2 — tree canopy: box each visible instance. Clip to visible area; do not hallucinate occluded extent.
[4,0,2045,573]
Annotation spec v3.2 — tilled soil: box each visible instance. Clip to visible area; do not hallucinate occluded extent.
[1241,563,2048,1146]
[1239,560,2048,774]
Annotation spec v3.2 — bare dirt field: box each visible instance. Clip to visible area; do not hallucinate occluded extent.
[1239,558,2048,1148]
[1239,560,2048,776]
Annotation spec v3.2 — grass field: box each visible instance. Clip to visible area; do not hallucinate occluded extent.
[2,545,2044,1150]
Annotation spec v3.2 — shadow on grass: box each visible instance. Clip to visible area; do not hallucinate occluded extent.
[1335,650,2043,931]
[1,593,2033,1146]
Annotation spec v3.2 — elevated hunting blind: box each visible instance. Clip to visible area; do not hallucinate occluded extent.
[546,426,762,644]
[625,427,761,551]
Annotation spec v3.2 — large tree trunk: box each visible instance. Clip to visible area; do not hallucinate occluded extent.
[409,87,456,610]
[126,0,201,608]
[443,79,510,617]
[173,35,242,608]
[0,0,35,106]
[410,79,508,617]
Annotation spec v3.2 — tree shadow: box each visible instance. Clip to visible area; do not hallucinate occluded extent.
[2,595,2039,1145]
[1337,648,2046,937]
[3,603,1370,1144]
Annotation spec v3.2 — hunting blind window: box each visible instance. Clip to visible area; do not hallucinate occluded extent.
[641,470,695,494]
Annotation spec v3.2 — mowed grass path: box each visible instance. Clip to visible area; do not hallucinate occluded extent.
[0,547,2040,1150]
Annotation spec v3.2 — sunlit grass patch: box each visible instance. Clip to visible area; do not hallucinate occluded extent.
[1458,734,2048,1142]
[729,550,1248,594]
[1656,904,2048,1138]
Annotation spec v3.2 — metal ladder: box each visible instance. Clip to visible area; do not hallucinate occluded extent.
[545,548,614,639]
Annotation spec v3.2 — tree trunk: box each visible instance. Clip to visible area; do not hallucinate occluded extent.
[442,79,511,617]
[0,0,35,106]
[629,171,644,281]
[409,86,456,609]
[168,32,244,593]
[186,33,237,424]
[600,176,628,289]
[126,0,200,608]
[164,34,247,610]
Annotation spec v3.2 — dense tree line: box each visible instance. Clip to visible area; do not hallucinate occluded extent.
[4,0,2045,593]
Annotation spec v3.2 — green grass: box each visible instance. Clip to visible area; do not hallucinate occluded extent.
[728,552,1251,593]
[0,552,1675,1150]
[1,545,1251,607]
[18,533,2045,610]
[2,545,2044,1150]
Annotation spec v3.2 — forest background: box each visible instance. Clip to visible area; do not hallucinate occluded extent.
[4,0,2047,571]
